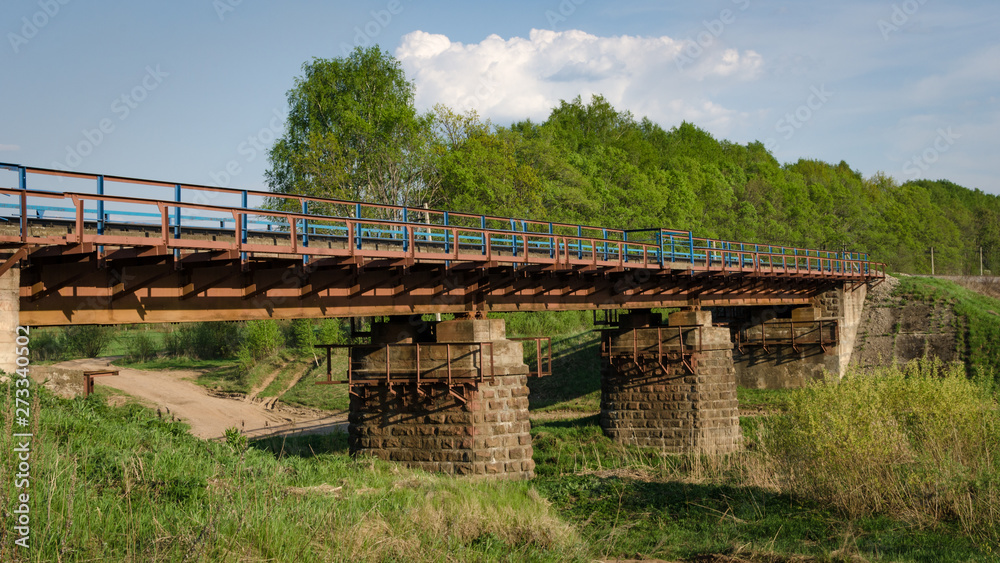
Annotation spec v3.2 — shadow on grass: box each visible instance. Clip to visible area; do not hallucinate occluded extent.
[527,331,603,410]
[533,413,601,428]
[534,473,990,562]
[250,430,349,458]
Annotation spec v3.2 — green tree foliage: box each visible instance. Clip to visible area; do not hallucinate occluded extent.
[431,106,544,218]
[267,51,1000,275]
[287,318,316,352]
[266,46,436,211]
[237,320,284,372]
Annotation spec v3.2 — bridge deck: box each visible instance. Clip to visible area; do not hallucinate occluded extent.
[0,163,885,325]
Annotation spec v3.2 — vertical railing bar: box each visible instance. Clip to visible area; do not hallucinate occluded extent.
[443,211,450,254]
[355,203,362,250]
[74,196,83,243]
[481,215,487,256]
[301,199,309,247]
[18,167,27,242]
[173,183,182,240]
[688,231,695,267]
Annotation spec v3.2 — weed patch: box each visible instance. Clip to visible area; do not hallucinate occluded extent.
[764,358,1000,544]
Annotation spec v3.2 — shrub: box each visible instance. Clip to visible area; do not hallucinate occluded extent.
[223,426,248,452]
[764,358,1000,542]
[316,318,347,346]
[237,320,284,372]
[30,328,65,362]
[63,325,119,358]
[163,326,189,357]
[180,322,241,359]
[287,318,316,352]
[123,328,158,363]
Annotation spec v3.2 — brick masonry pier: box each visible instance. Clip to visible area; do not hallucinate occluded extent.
[348,317,535,479]
[600,310,741,454]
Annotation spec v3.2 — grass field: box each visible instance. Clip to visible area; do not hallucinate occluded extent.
[5,282,1000,561]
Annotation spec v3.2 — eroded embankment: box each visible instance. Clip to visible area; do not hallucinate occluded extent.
[850,275,960,369]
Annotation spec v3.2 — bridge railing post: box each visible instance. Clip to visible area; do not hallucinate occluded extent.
[301,199,310,263]
[443,211,450,254]
[96,175,105,236]
[355,203,363,250]
[656,230,663,266]
[402,207,409,252]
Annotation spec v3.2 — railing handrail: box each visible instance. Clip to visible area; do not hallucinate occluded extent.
[0,163,887,280]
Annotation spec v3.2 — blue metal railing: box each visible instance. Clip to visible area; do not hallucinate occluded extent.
[0,162,883,279]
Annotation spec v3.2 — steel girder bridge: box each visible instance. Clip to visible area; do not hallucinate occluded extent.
[0,163,885,326]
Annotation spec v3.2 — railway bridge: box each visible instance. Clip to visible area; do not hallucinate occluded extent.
[0,163,885,478]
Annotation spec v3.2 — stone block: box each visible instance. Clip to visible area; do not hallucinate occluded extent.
[668,310,712,327]
[791,307,822,322]
[436,318,506,343]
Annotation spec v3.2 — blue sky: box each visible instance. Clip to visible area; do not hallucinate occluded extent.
[2,0,998,195]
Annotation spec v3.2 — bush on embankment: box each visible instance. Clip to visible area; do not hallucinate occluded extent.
[763,358,1000,543]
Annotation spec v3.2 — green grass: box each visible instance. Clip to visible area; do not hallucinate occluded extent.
[104,326,171,357]
[278,359,350,412]
[0,385,582,562]
[529,412,996,562]
[534,472,990,562]
[111,357,233,371]
[527,330,602,412]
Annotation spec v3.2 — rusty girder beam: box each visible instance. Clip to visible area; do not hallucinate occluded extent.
[17,252,837,326]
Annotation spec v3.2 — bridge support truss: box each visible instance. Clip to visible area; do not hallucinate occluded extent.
[341,317,535,479]
[599,309,741,454]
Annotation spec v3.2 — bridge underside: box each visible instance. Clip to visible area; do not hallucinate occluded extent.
[16,247,840,326]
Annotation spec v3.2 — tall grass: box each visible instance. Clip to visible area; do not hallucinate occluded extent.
[0,385,582,562]
[494,310,593,337]
[763,358,1000,543]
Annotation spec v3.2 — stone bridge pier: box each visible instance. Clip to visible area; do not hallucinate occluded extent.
[0,265,19,375]
[599,309,741,454]
[347,316,535,479]
[727,284,867,388]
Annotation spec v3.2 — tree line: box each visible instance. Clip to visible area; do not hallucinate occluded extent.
[266,46,1000,275]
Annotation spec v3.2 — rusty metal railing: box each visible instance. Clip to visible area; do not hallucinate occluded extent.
[601,325,706,375]
[0,162,887,283]
[735,319,839,354]
[510,336,552,377]
[314,342,495,403]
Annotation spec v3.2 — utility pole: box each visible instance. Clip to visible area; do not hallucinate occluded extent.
[981,246,984,276]
[930,247,935,276]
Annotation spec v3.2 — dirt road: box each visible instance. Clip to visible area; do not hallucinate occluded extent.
[42,358,347,440]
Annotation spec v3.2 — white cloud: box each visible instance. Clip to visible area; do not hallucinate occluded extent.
[396,29,763,131]
[0,144,20,151]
